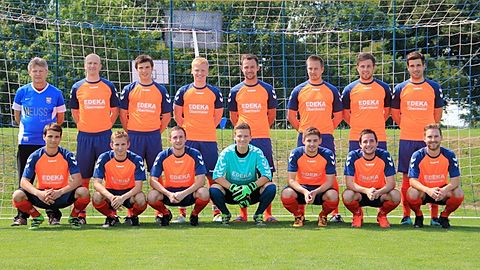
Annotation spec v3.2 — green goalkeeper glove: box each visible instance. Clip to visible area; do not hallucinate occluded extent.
[233,182,258,201]
[239,199,250,208]
[229,183,241,193]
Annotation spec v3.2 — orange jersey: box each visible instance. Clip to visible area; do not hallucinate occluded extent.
[70,78,119,133]
[151,146,206,188]
[408,147,460,188]
[287,81,343,134]
[228,81,277,138]
[93,150,146,190]
[288,146,336,186]
[120,81,172,132]
[344,149,395,189]
[23,147,80,190]
[342,79,391,141]
[174,83,223,141]
[392,79,444,140]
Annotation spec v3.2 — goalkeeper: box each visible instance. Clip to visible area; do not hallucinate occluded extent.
[210,123,276,225]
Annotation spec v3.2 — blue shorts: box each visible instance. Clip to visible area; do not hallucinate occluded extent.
[106,188,135,208]
[186,140,218,177]
[398,140,426,173]
[224,187,262,205]
[297,133,336,155]
[422,194,447,205]
[349,140,387,152]
[129,130,162,173]
[77,130,112,179]
[23,188,77,209]
[359,193,383,208]
[162,187,195,207]
[250,138,275,172]
[285,185,336,205]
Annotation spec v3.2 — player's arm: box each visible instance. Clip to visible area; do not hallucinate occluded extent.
[50,172,82,200]
[229,111,239,126]
[173,104,184,127]
[213,176,233,190]
[176,174,206,201]
[214,108,224,127]
[160,112,171,133]
[20,177,52,205]
[374,175,395,198]
[56,112,65,125]
[93,178,115,201]
[149,176,175,199]
[287,109,300,131]
[267,108,276,127]
[114,181,143,208]
[434,108,443,123]
[287,172,307,193]
[391,108,401,125]
[333,111,343,128]
[345,175,373,195]
[409,177,439,200]
[110,107,119,124]
[13,110,21,125]
[439,176,460,200]
[342,109,351,125]
[71,109,80,124]
[311,174,335,195]
[383,107,391,121]
[119,109,129,131]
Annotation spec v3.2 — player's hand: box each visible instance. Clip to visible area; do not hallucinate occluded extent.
[49,189,63,200]
[427,187,441,200]
[371,189,382,200]
[233,182,258,201]
[239,198,250,208]
[111,195,125,210]
[167,192,179,204]
[436,187,448,201]
[38,190,53,205]
[229,183,241,193]
[366,188,376,200]
[304,191,313,204]
[174,192,187,202]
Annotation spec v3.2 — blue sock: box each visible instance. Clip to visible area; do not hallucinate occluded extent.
[209,187,230,215]
[255,184,276,216]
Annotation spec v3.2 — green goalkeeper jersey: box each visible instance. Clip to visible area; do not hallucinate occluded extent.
[213,144,272,185]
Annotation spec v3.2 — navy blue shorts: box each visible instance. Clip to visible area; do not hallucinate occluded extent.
[23,188,77,209]
[186,140,218,177]
[129,130,162,173]
[422,194,447,205]
[162,187,196,207]
[224,187,262,205]
[285,185,335,205]
[359,193,383,208]
[77,130,112,178]
[398,140,426,173]
[106,188,134,208]
[297,133,336,156]
[349,140,387,152]
[250,138,275,172]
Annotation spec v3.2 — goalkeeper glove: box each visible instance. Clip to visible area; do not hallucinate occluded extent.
[239,199,250,208]
[229,183,241,193]
[233,182,258,201]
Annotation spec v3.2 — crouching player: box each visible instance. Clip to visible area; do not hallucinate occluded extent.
[147,126,210,226]
[406,124,463,229]
[12,123,90,229]
[92,131,147,227]
[343,129,400,228]
[281,127,338,227]
[209,123,276,226]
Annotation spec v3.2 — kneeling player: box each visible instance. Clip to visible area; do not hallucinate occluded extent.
[281,127,338,227]
[12,123,90,229]
[406,124,463,229]
[92,131,147,227]
[343,129,400,228]
[209,123,276,226]
[147,126,210,226]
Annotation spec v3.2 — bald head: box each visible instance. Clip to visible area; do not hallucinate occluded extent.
[84,53,102,79]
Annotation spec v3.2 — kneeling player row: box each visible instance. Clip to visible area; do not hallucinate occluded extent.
[12,123,463,230]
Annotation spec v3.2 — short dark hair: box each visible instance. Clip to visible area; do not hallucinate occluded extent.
[357,52,376,66]
[359,129,378,143]
[170,126,187,138]
[303,127,321,139]
[43,123,62,136]
[406,51,425,65]
[424,123,442,137]
[306,55,324,67]
[240,54,259,66]
[234,122,251,135]
[135,54,154,69]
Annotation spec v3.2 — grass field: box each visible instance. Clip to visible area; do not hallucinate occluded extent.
[0,217,479,269]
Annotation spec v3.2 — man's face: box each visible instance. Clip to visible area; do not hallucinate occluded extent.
[170,129,186,151]
[407,58,425,81]
[191,62,209,85]
[136,61,153,82]
[424,128,442,151]
[111,137,129,156]
[356,59,375,81]
[43,130,62,149]
[303,134,321,154]
[28,65,48,86]
[359,133,378,156]
[241,59,259,81]
[84,54,102,76]
[306,59,324,82]
[234,128,252,148]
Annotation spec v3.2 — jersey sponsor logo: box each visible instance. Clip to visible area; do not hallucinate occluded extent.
[83,99,106,109]
[116,165,125,168]
[89,85,99,89]
[406,100,428,111]
[110,176,131,184]
[247,89,257,93]
[195,91,205,95]
[169,173,191,182]
[365,162,375,167]
[136,102,156,113]
[429,161,440,165]
[23,107,50,117]
[360,174,379,182]
[232,171,253,180]
[241,103,262,113]
[175,160,184,164]
[47,159,57,163]
[301,172,321,178]
[188,104,209,114]
[423,174,446,182]
[306,159,317,163]
[358,99,380,110]
[42,174,64,183]
[305,101,326,112]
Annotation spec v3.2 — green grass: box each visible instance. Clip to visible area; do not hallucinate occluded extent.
[0,217,479,269]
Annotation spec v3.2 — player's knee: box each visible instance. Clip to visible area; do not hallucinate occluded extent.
[75,187,90,198]
[209,184,225,195]
[12,189,27,202]
[342,189,355,202]
[92,191,104,204]
[406,187,420,199]
[281,187,296,199]
[195,187,209,200]
[260,183,276,197]
[389,189,401,203]
[147,190,162,204]
[134,192,147,206]
[324,189,339,201]
[451,187,464,198]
